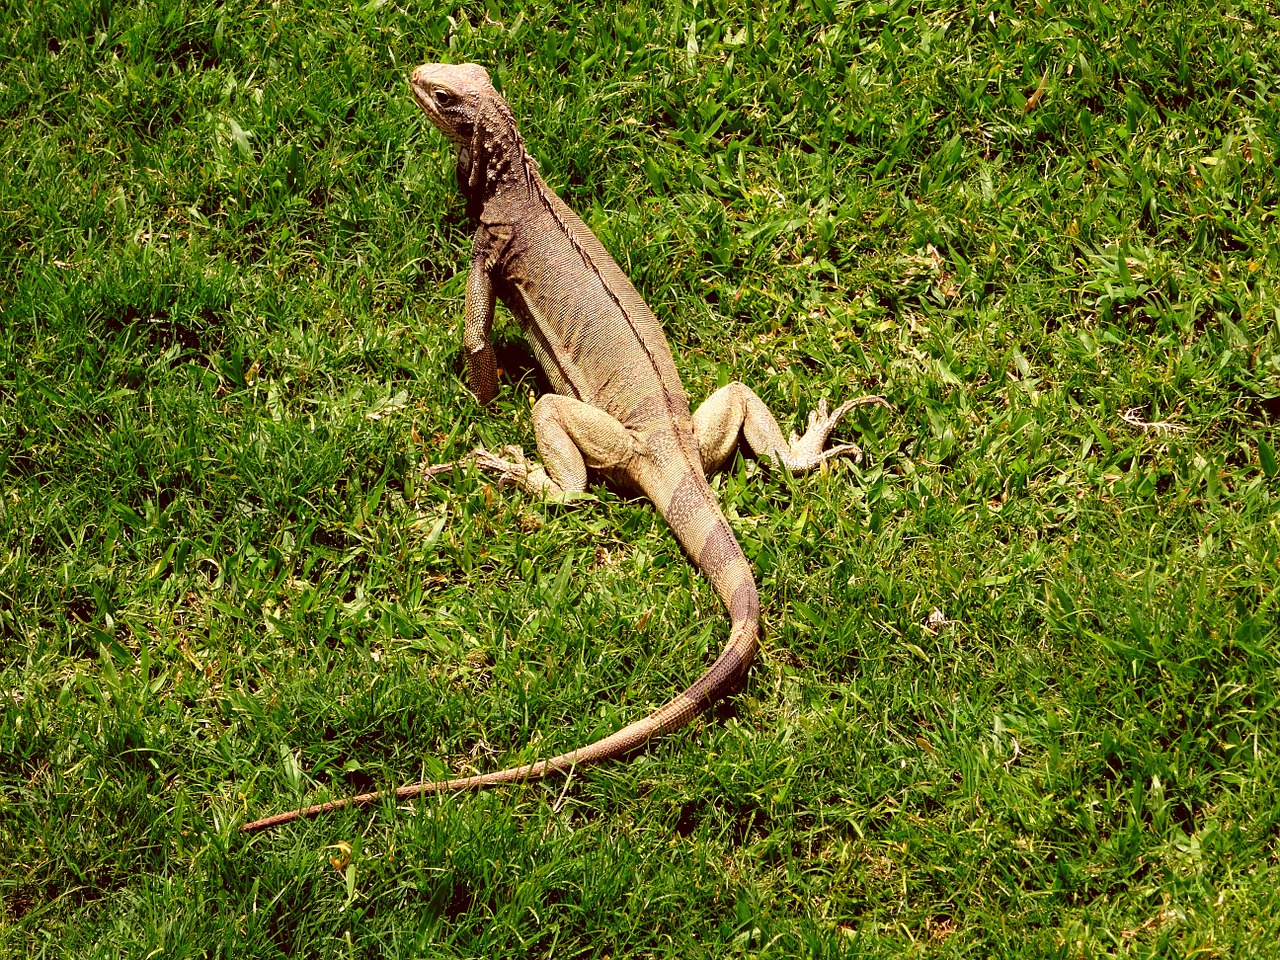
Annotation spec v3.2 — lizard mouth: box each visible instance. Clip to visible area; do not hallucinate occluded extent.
[409,78,435,116]
[409,72,469,147]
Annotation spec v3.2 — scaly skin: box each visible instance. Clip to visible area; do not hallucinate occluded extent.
[240,64,887,834]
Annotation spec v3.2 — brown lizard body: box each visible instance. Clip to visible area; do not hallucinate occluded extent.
[240,63,886,833]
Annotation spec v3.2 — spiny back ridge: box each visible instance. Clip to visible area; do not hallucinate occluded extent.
[515,143,704,481]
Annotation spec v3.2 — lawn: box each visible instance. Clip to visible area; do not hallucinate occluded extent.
[2,0,1278,956]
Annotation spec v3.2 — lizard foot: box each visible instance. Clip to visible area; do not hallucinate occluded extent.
[422,446,591,502]
[422,445,534,487]
[777,395,891,472]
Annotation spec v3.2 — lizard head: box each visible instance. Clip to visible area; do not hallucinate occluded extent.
[410,62,496,147]
[410,62,536,212]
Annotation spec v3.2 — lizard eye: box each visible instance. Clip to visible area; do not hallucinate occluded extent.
[433,89,457,107]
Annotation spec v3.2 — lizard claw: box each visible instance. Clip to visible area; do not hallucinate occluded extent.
[422,445,535,487]
[776,395,890,472]
[420,457,468,480]
[422,445,587,501]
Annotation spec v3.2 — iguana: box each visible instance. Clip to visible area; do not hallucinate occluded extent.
[240,63,886,833]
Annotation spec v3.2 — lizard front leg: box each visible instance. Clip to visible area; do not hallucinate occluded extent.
[692,381,889,475]
[426,394,636,502]
[462,227,500,405]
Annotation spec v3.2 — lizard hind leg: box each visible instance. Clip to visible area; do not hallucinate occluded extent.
[423,394,637,502]
[691,381,889,475]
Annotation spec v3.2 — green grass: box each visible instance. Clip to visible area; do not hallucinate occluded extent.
[2,0,1279,955]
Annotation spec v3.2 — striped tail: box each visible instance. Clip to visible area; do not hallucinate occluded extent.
[240,467,757,834]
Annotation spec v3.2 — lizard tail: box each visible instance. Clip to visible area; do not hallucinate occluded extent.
[239,619,755,833]
[240,469,758,834]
